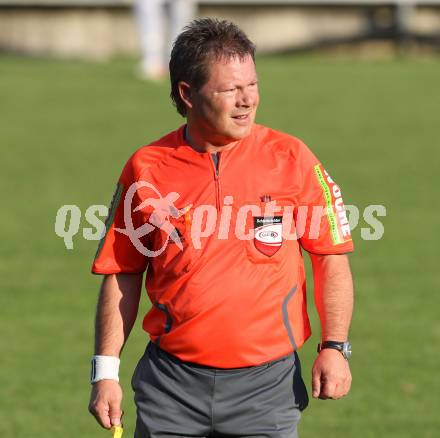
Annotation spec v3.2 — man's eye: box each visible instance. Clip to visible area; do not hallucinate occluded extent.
[223,88,236,92]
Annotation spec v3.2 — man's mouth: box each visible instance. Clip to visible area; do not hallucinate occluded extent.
[232,113,250,121]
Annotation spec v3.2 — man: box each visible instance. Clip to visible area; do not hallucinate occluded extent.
[134,0,196,80]
[89,19,354,438]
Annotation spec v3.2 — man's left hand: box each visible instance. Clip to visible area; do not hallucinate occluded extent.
[312,348,352,400]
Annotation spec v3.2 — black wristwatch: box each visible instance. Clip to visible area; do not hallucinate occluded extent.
[317,341,352,360]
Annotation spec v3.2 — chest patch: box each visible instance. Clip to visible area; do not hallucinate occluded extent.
[253,216,283,256]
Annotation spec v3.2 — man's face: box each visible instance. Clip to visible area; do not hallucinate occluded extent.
[188,55,259,145]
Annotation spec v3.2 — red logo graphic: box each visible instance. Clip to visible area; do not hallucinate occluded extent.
[253,216,283,256]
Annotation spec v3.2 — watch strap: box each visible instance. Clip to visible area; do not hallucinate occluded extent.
[317,341,345,352]
[317,340,351,359]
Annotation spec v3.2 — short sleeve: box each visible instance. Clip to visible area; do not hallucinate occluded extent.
[294,140,354,254]
[91,157,149,274]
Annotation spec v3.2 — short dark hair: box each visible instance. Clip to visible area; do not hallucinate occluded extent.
[169,18,256,117]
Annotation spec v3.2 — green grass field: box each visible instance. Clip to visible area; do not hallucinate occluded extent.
[1,53,439,437]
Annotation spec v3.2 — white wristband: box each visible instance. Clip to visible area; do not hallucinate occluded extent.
[91,355,120,384]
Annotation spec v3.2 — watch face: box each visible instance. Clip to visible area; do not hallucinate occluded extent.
[343,342,352,359]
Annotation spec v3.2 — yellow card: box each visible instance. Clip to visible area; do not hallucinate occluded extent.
[111,425,123,438]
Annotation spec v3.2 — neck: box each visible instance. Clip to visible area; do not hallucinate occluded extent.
[184,124,239,154]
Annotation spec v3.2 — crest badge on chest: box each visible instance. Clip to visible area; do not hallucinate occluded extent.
[253,216,283,256]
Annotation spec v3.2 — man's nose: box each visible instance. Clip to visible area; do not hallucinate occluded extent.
[236,89,253,107]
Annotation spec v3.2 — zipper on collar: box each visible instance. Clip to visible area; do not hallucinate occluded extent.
[210,152,221,211]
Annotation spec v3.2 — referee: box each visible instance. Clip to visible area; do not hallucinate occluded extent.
[88,18,354,438]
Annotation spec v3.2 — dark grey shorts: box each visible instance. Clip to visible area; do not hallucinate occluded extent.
[131,342,308,438]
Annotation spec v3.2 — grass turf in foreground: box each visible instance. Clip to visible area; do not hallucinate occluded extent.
[0,54,439,437]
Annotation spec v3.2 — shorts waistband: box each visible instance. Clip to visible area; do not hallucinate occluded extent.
[147,341,295,372]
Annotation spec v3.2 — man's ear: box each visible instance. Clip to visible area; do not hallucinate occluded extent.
[178,81,193,111]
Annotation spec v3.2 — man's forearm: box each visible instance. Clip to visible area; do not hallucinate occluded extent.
[94,273,143,356]
[310,254,353,341]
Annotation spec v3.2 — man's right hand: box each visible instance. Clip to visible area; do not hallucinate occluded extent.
[88,380,123,429]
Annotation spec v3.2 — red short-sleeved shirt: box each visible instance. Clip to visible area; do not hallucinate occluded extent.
[92,124,353,368]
